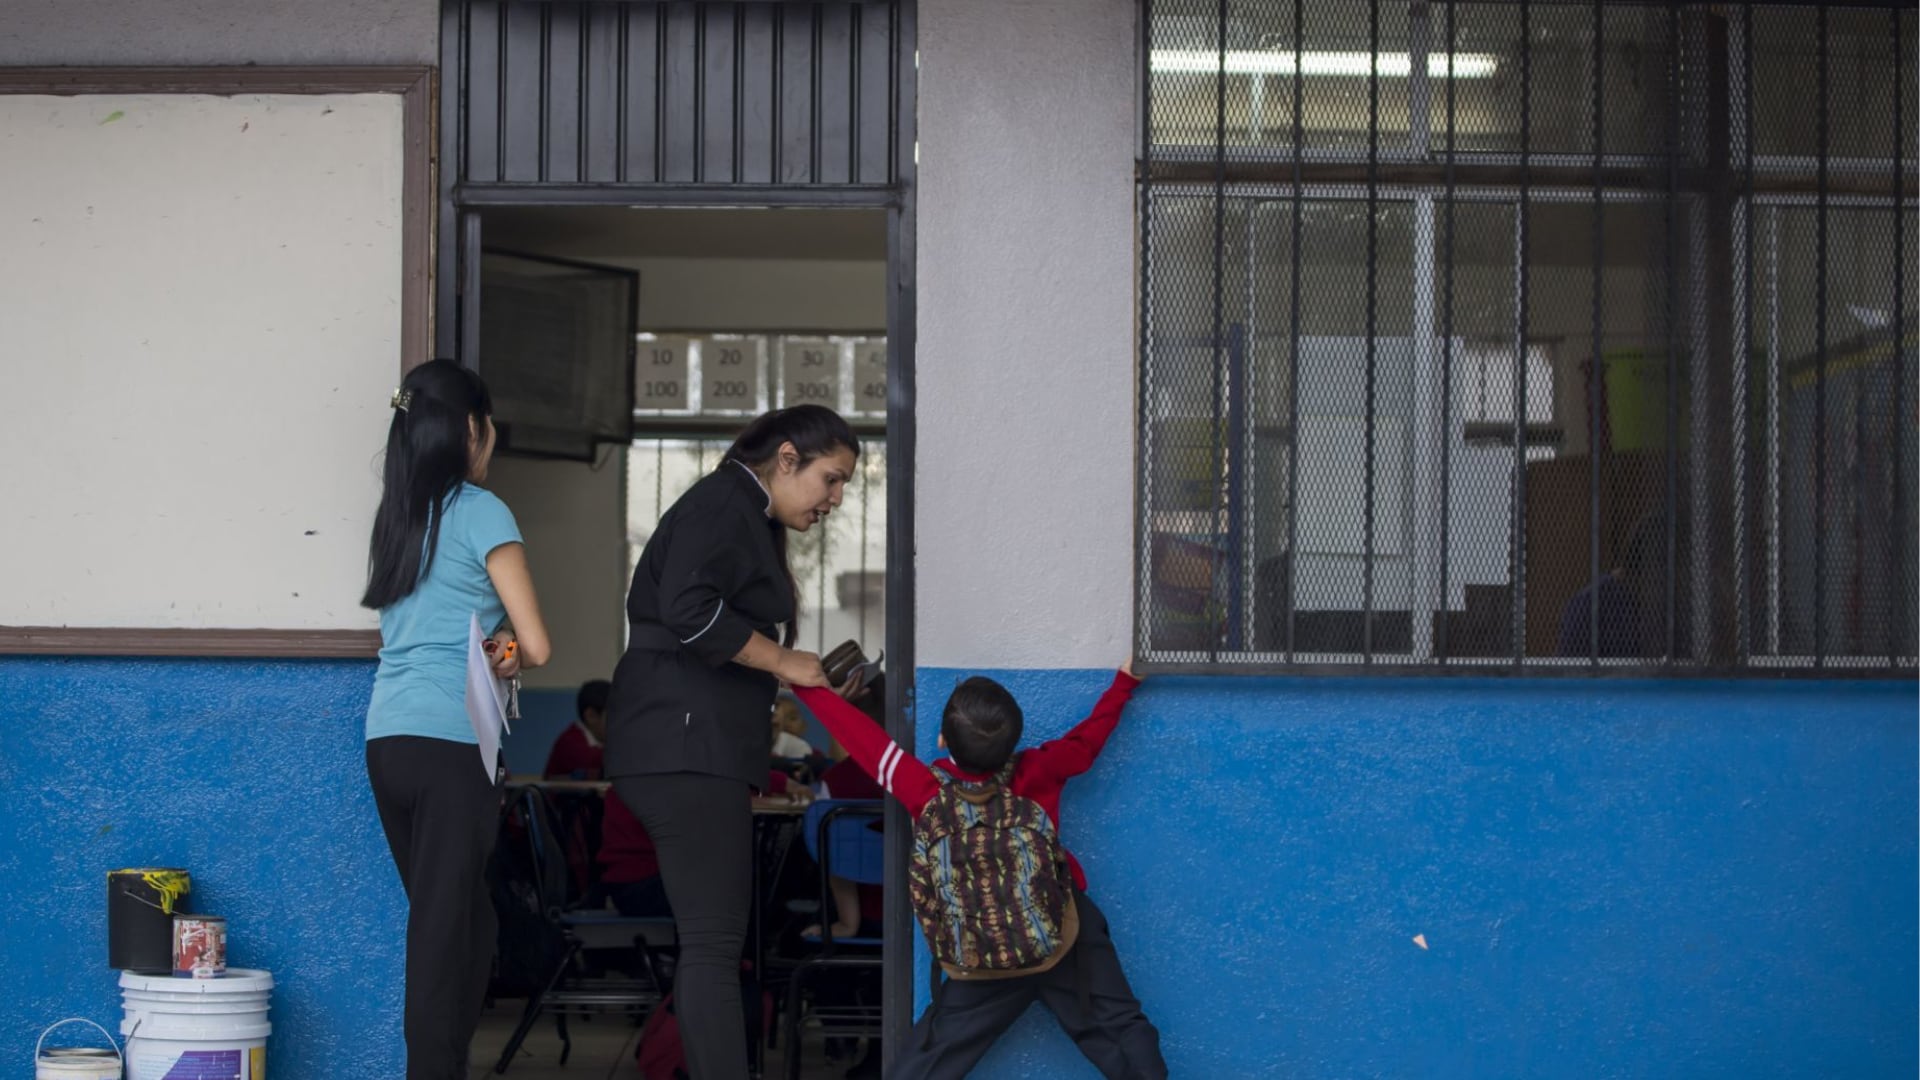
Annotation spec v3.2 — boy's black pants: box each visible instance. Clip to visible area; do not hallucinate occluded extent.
[367,736,502,1080]
[888,890,1167,1080]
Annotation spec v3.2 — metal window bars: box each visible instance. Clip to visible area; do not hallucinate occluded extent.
[1137,0,1916,676]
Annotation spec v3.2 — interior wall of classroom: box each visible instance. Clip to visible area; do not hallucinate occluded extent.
[489,252,885,773]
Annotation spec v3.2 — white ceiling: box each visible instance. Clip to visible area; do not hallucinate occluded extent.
[481,206,888,263]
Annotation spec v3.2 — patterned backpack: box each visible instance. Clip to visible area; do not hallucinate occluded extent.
[907,761,1080,981]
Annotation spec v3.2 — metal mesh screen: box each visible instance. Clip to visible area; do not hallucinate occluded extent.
[1138,0,1916,675]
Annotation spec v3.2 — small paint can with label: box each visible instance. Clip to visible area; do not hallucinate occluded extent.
[172,915,227,979]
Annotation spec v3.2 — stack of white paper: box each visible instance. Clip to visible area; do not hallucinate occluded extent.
[465,613,512,780]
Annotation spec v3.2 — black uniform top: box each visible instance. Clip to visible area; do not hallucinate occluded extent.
[606,460,794,788]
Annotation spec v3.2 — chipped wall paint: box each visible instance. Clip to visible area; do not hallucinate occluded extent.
[912,668,1918,1077]
[0,658,402,1076]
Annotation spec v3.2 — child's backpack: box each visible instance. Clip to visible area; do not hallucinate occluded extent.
[634,964,771,1080]
[907,762,1080,981]
[634,994,687,1080]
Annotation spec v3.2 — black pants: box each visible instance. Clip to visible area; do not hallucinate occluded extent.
[888,891,1167,1080]
[614,772,752,1080]
[367,736,502,1080]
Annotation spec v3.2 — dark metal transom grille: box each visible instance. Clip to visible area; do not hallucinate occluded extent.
[1137,0,1916,676]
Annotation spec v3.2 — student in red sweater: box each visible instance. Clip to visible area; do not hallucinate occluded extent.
[794,664,1166,1080]
[543,680,610,780]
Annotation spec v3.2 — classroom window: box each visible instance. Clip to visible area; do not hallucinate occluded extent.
[1137,0,1916,674]
[627,333,889,655]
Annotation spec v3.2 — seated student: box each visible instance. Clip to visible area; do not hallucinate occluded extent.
[771,696,818,762]
[795,662,1167,1080]
[545,679,611,780]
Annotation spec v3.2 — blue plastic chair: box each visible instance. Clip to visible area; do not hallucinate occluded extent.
[783,799,887,1079]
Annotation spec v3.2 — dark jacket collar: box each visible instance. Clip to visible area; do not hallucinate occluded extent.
[723,459,773,516]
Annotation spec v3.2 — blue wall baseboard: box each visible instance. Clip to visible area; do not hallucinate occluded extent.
[0,657,402,1076]
[913,669,1918,1079]
[504,688,579,777]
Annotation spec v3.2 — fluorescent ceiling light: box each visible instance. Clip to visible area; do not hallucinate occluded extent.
[1151,50,1499,79]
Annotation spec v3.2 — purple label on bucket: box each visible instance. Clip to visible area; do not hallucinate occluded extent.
[158,1049,243,1079]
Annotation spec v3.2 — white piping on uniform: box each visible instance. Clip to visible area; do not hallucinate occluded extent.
[681,600,725,643]
[730,459,774,515]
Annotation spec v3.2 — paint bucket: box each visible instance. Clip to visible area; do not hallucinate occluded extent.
[120,968,272,1080]
[35,1018,123,1079]
[172,915,227,978]
[108,868,192,973]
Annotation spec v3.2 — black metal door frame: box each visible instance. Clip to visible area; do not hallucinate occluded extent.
[434,0,920,1064]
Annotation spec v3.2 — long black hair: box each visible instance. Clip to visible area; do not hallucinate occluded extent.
[722,405,858,647]
[361,359,495,610]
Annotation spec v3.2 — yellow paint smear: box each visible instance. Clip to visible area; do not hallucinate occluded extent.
[111,868,192,914]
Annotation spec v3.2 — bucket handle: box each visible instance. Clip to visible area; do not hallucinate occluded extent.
[34,1017,124,1066]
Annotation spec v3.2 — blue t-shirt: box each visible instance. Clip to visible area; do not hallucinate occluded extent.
[366,483,523,744]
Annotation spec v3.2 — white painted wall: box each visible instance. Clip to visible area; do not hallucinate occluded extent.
[915,0,1138,669]
[0,0,437,66]
[0,93,405,629]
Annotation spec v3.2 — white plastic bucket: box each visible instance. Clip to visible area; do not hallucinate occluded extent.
[119,968,273,1080]
[35,1017,123,1079]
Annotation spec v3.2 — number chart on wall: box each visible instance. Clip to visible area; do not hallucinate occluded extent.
[634,333,887,419]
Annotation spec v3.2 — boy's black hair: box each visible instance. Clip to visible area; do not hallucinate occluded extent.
[941,676,1024,774]
[576,679,612,721]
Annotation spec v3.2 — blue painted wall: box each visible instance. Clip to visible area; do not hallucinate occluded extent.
[3,657,1909,1077]
[914,668,1918,1078]
[504,688,578,777]
[0,657,402,1076]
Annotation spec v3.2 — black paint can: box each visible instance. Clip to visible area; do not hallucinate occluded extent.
[107,868,192,972]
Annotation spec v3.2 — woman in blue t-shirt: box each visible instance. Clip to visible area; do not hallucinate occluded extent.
[360,359,551,1080]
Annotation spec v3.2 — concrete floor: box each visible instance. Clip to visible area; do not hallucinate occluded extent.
[470,1000,870,1080]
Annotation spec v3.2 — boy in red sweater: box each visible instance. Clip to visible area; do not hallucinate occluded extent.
[794,664,1166,1080]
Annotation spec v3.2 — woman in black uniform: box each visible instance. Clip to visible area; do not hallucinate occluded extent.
[608,405,857,1079]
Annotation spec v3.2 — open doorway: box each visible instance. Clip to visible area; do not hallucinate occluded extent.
[472,204,894,1078]
[482,204,893,763]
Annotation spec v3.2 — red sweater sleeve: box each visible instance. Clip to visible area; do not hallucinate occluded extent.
[1019,670,1140,782]
[794,686,937,816]
[543,727,603,780]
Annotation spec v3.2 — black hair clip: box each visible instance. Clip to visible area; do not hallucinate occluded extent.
[390,388,413,413]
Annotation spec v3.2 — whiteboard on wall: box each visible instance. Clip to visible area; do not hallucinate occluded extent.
[0,93,404,630]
